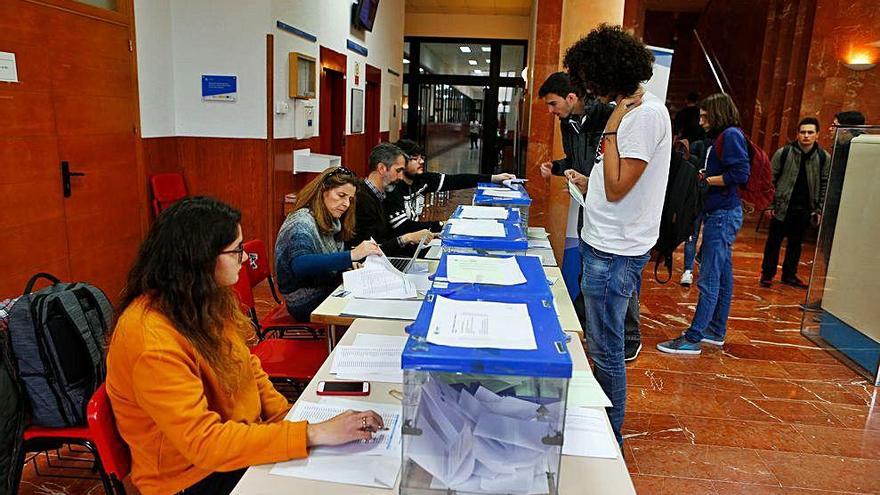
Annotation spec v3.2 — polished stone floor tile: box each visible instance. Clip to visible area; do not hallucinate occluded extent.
[629,440,779,484]
[793,423,880,459]
[758,450,880,493]
[631,474,718,494]
[676,416,817,453]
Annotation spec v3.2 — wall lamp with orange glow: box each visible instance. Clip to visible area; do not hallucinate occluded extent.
[843,44,877,71]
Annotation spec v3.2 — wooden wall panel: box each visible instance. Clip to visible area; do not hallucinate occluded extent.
[344,133,368,177]
[142,136,182,176]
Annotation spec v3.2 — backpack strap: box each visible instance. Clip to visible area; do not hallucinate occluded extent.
[22,273,61,296]
[652,251,673,284]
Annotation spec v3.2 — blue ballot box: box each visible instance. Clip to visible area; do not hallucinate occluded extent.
[440,219,528,256]
[432,253,553,300]
[449,205,522,225]
[473,182,532,229]
[400,290,572,495]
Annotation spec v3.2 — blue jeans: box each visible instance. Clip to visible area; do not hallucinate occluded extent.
[685,206,743,342]
[580,242,650,446]
[683,215,703,271]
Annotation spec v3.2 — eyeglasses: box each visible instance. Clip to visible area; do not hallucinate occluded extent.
[220,243,245,263]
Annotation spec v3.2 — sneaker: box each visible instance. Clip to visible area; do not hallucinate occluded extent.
[700,331,725,346]
[624,341,642,362]
[759,277,772,288]
[680,270,693,287]
[656,336,702,355]
[781,276,809,289]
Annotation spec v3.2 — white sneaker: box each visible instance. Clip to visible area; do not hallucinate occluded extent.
[680,270,693,287]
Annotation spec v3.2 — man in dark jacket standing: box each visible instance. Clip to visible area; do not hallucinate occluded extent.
[385,139,514,235]
[760,117,830,288]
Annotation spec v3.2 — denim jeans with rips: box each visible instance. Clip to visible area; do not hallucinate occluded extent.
[685,206,743,342]
[580,241,650,446]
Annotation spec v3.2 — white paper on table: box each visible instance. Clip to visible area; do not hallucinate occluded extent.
[428,237,442,247]
[426,296,536,350]
[406,272,433,293]
[352,334,408,348]
[482,188,523,199]
[330,345,403,383]
[283,400,401,456]
[270,454,399,488]
[446,255,526,285]
[567,180,587,207]
[458,205,510,220]
[562,407,619,458]
[528,238,552,249]
[343,255,416,299]
[567,370,612,408]
[527,227,548,239]
[425,245,442,260]
[342,298,423,320]
[449,219,506,237]
[525,248,556,266]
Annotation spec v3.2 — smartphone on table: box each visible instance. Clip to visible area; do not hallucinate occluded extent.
[316,381,370,396]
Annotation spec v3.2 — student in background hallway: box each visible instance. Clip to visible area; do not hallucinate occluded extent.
[760,117,830,289]
[275,167,382,322]
[563,24,671,446]
[106,197,384,495]
[658,93,750,355]
[349,143,434,255]
[679,131,714,287]
[469,118,481,149]
[537,71,643,362]
[385,139,513,236]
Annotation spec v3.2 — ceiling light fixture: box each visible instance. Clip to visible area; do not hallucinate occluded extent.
[468,60,477,65]
[403,58,409,64]
[459,46,471,53]
[481,47,491,52]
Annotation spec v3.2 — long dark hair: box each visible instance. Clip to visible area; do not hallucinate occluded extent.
[117,196,252,388]
[701,93,741,135]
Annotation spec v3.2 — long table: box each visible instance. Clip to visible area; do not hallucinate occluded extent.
[232,318,635,495]
[310,262,582,349]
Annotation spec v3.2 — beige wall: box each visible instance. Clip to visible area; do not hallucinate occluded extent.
[405,13,530,39]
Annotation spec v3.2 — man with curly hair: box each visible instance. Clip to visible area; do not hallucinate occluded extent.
[562,24,672,446]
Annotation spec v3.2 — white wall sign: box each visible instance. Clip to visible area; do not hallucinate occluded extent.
[0,52,19,83]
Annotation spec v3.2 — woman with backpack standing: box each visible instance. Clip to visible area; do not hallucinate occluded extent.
[105,197,384,495]
[657,93,750,355]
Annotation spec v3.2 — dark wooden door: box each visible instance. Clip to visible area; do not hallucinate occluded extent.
[0,0,144,300]
[365,64,381,148]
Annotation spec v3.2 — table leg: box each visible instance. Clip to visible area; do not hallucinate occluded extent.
[328,324,338,351]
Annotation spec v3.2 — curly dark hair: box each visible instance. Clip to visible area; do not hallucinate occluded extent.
[563,24,654,99]
[117,196,252,390]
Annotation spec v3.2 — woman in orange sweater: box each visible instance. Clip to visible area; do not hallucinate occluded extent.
[106,196,383,495]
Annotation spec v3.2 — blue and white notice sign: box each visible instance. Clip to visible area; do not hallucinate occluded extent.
[202,75,237,101]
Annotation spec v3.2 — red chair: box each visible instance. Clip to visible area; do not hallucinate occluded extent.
[232,265,328,398]
[149,172,188,216]
[22,384,131,495]
[242,239,326,340]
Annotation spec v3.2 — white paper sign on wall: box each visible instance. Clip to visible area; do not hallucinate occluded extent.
[0,52,19,83]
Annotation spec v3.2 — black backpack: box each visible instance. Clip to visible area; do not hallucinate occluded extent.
[7,273,113,427]
[652,145,706,283]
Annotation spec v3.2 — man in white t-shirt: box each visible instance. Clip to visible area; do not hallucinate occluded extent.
[562,25,672,446]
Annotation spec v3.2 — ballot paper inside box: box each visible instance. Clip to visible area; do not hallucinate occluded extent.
[400,293,572,495]
[440,219,528,257]
[473,182,531,230]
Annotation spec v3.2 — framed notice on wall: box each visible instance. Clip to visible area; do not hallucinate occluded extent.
[202,75,237,101]
[351,88,364,133]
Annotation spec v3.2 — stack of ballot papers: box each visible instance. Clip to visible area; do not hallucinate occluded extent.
[527,227,548,239]
[407,377,561,494]
[445,255,526,285]
[329,334,407,383]
[448,219,506,237]
[343,255,416,299]
[481,188,523,199]
[458,205,510,220]
[426,296,537,350]
[341,298,423,320]
[271,397,403,488]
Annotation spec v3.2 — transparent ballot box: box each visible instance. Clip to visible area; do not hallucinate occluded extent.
[440,219,528,256]
[801,125,880,385]
[473,183,531,229]
[400,291,572,494]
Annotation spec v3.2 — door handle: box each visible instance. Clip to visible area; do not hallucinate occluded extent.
[61,161,86,198]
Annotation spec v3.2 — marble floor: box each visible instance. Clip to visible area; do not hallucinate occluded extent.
[17,193,878,494]
[427,139,482,176]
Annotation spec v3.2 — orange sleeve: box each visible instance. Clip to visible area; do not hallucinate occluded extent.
[249,353,294,423]
[131,347,308,472]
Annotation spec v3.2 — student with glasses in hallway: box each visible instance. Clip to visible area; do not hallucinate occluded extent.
[275,166,382,322]
[562,25,671,446]
[385,139,514,236]
[537,71,644,362]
